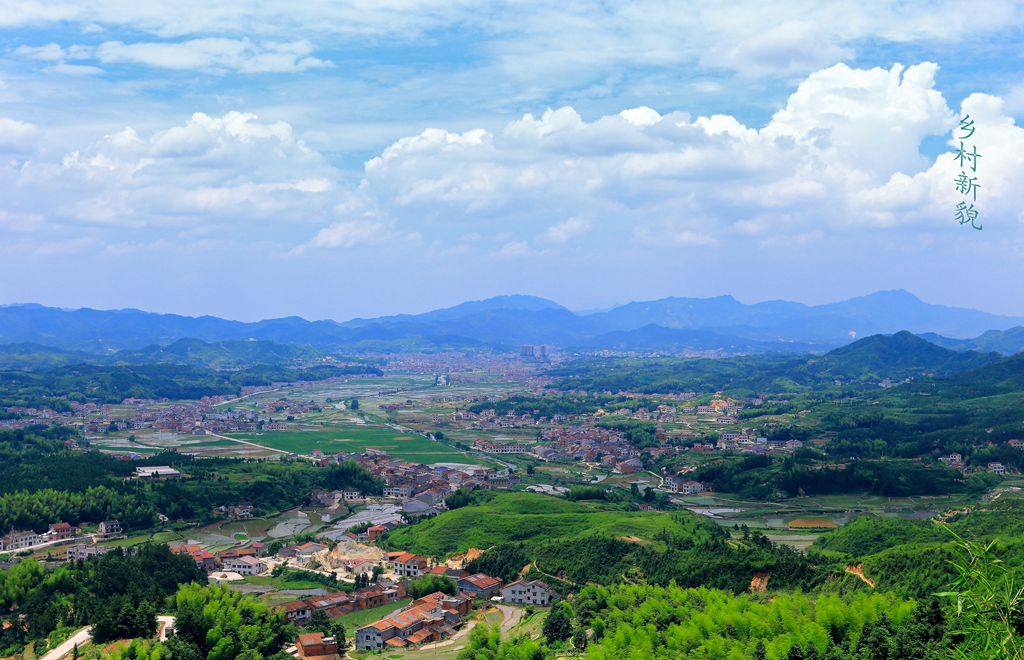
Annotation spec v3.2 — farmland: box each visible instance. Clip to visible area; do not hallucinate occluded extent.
[225,424,487,464]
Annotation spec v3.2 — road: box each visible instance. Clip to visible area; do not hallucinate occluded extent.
[214,387,286,407]
[40,627,91,660]
[202,430,294,456]
[39,616,177,659]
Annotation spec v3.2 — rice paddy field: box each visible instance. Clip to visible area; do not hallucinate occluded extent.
[225,424,487,464]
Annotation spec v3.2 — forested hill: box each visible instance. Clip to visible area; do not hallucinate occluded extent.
[806,330,999,379]
[548,331,1003,394]
[0,362,381,410]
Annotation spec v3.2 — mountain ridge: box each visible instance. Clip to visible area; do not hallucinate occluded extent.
[0,291,1020,354]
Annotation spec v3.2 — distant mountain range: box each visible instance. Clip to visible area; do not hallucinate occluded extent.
[1,290,1022,355]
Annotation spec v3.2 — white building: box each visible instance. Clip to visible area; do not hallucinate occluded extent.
[501,580,557,606]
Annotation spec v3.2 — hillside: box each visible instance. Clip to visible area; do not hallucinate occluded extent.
[921,326,1024,355]
[807,331,999,380]
[383,492,714,557]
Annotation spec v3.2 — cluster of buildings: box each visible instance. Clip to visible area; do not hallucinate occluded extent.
[280,579,409,625]
[0,519,122,553]
[353,569,558,652]
[170,541,269,574]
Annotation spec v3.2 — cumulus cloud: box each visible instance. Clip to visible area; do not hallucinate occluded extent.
[8,110,337,231]
[0,117,39,152]
[337,61,1022,248]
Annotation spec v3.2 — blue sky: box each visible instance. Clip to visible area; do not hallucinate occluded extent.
[1,1,1023,321]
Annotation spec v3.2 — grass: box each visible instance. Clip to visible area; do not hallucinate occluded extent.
[243,575,323,590]
[386,492,714,557]
[226,425,485,464]
[334,598,412,630]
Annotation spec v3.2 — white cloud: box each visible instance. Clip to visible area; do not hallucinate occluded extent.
[293,219,389,254]
[2,1,1021,80]
[541,217,590,243]
[493,240,548,258]
[339,61,1022,247]
[8,110,337,230]
[94,38,332,73]
[0,117,39,152]
[14,38,331,74]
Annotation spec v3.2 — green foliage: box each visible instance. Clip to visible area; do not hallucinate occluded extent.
[0,362,380,410]
[458,624,546,660]
[595,418,660,449]
[385,492,715,558]
[0,544,204,654]
[465,543,530,583]
[940,529,1024,658]
[169,583,294,659]
[407,574,458,599]
[542,602,573,642]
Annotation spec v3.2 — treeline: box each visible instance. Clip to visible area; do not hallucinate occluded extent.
[595,418,660,449]
[459,583,946,659]
[0,486,157,535]
[0,429,382,534]
[692,454,968,500]
[468,522,819,595]
[0,362,381,410]
[467,394,665,420]
[0,545,204,655]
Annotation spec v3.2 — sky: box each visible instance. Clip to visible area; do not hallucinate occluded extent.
[1,1,1023,322]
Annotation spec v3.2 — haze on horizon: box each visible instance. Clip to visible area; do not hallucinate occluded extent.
[1,1,1023,321]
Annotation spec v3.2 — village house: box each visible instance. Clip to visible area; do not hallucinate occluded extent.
[0,530,42,552]
[355,592,468,651]
[282,600,313,625]
[676,480,706,495]
[389,551,429,577]
[343,489,362,502]
[383,484,415,498]
[222,555,267,576]
[97,520,122,538]
[501,579,557,606]
[296,632,341,660]
[47,522,76,541]
[457,573,503,599]
[65,543,110,562]
[989,462,1007,475]
[294,541,328,560]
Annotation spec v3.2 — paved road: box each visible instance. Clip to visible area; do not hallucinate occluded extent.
[39,616,177,659]
[202,430,294,456]
[40,627,91,660]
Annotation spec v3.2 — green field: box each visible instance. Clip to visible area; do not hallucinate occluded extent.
[386,492,715,557]
[227,424,485,464]
[334,598,412,630]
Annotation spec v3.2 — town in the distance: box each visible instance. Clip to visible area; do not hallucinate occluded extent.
[1,290,1023,659]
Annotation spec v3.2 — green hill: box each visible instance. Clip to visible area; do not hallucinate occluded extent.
[809,331,998,381]
[384,492,714,557]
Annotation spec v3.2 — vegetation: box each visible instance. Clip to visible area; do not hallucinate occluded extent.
[0,429,380,534]
[384,492,716,557]
[0,362,380,411]
[0,545,204,655]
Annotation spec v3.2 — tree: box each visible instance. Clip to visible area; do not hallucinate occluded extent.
[940,529,1024,658]
[571,628,587,652]
[408,574,457,599]
[170,583,293,658]
[543,603,573,642]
